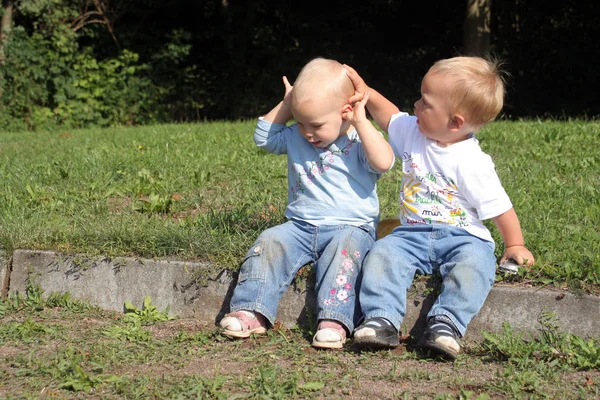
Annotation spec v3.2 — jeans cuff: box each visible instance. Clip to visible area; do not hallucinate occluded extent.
[318,310,354,333]
[427,309,465,337]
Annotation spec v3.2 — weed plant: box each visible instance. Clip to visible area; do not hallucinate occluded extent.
[0,119,599,291]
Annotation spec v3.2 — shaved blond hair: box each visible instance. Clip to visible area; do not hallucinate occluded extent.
[291,58,354,108]
[428,56,506,128]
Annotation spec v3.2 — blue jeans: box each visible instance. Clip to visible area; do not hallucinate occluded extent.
[229,219,376,332]
[359,225,496,337]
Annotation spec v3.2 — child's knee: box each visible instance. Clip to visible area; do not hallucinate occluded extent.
[336,226,374,249]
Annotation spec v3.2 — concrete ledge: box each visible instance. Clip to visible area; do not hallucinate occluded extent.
[10,250,218,320]
[473,285,600,337]
[1,250,8,297]
[7,249,600,341]
[8,250,316,326]
[400,283,600,340]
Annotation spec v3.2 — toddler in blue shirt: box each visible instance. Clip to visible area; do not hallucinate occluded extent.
[219,57,394,348]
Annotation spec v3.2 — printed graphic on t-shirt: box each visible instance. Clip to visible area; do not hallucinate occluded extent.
[400,153,468,227]
[290,137,357,200]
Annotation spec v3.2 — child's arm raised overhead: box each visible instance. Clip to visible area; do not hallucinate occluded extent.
[254,76,294,153]
[493,208,535,266]
[342,91,395,173]
[344,65,400,133]
[262,76,294,124]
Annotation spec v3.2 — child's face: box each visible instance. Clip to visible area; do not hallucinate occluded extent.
[413,73,470,147]
[292,96,350,148]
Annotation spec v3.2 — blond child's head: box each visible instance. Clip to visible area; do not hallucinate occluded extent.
[290,58,355,147]
[413,56,506,146]
[428,56,506,129]
[292,58,354,108]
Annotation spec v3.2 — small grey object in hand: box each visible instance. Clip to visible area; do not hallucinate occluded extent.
[499,259,519,274]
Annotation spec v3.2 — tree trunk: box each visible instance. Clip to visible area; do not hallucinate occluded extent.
[0,0,13,64]
[463,0,491,57]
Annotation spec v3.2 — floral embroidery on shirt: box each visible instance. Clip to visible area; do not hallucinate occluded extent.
[323,249,361,307]
[291,137,357,200]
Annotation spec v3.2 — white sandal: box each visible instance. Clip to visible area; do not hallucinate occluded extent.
[312,320,347,349]
[220,310,267,338]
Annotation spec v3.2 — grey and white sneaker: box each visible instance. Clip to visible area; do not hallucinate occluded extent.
[418,315,461,360]
[353,317,399,349]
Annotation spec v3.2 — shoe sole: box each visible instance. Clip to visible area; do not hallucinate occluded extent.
[311,338,346,349]
[222,327,267,338]
[353,335,400,350]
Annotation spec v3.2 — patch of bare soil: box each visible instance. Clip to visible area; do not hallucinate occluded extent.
[3,312,600,399]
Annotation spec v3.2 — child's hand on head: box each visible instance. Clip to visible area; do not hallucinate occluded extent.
[344,64,370,104]
[282,76,293,109]
[343,91,371,125]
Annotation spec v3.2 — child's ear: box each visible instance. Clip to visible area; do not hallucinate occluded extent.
[449,114,465,131]
[341,103,353,120]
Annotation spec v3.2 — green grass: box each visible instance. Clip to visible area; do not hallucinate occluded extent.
[1,119,599,291]
[1,288,599,398]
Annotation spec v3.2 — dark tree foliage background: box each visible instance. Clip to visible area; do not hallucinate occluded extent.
[0,0,598,130]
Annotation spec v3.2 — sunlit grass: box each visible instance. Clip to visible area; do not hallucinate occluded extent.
[1,119,599,290]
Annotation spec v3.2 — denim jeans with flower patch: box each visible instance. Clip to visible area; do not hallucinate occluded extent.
[359,224,496,337]
[228,219,376,332]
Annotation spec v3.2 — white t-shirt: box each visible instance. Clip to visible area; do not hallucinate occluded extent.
[388,112,512,242]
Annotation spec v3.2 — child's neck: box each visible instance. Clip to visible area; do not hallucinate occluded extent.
[342,121,354,135]
[436,131,473,147]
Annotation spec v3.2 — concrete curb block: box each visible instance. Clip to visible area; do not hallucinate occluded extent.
[470,286,600,339]
[8,250,317,326]
[1,250,8,297]
[10,250,219,320]
[7,249,600,341]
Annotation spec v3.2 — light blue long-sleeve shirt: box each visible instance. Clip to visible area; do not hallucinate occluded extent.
[254,118,389,228]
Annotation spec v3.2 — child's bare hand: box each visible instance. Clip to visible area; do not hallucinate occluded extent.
[342,91,371,124]
[344,64,369,104]
[500,246,535,267]
[282,76,293,109]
